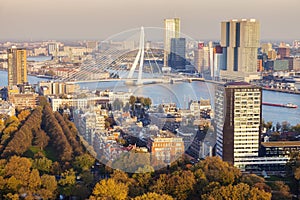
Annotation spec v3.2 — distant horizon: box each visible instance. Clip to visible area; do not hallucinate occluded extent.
[0,0,299,41]
[0,38,297,45]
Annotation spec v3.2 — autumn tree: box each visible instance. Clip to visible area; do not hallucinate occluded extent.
[144,97,152,108]
[17,109,31,122]
[133,192,174,200]
[42,105,73,161]
[202,183,271,200]
[58,169,76,197]
[90,178,128,200]
[151,170,196,200]
[54,112,83,156]
[272,181,292,200]
[2,107,42,157]
[195,156,241,186]
[0,156,57,199]
[73,153,95,172]
[129,95,136,106]
[241,173,271,193]
[32,157,53,174]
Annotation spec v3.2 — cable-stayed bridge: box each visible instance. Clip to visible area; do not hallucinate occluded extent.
[58,27,203,85]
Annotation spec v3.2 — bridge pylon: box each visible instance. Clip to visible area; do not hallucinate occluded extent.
[127,27,145,85]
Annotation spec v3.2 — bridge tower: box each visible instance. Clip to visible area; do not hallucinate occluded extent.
[127,27,145,85]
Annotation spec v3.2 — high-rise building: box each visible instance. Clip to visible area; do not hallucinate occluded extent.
[169,38,186,70]
[220,19,260,81]
[48,43,59,55]
[164,18,180,67]
[277,47,290,59]
[7,47,27,87]
[215,82,262,166]
[194,42,208,73]
[261,43,273,54]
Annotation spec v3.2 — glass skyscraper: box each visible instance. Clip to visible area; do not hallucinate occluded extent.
[164,18,180,67]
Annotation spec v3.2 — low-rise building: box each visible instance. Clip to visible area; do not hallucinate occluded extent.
[8,93,38,109]
[50,96,109,111]
[0,100,15,116]
[39,81,80,95]
[147,130,184,163]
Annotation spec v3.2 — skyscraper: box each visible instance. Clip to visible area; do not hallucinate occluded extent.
[220,19,260,81]
[7,47,27,87]
[215,82,262,166]
[169,38,186,70]
[164,18,180,67]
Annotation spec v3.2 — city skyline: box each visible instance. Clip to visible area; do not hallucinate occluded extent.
[0,0,299,41]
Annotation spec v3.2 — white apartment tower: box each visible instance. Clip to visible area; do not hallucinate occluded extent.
[215,82,262,167]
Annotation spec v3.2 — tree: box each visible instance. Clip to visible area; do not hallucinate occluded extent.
[32,157,53,174]
[129,96,136,106]
[73,153,95,172]
[0,119,5,133]
[27,169,42,194]
[272,181,292,200]
[58,169,76,197]
[291,123,300,134]
[282,121,291,132]
[54,112,83,156]
[263,121,273,131]
[195,156,241,186]
[4,116,19,127]
[90,178,128,200]
[131,166,154,197]
[17,109,31,122]
[241,174,271,193]
[4,156,32,181]
[151,170,196,200]
[42,105,73,161]
[39,174,58,199]
[202,183,271,200]
[144,97,152,108]
[133,192,174,200]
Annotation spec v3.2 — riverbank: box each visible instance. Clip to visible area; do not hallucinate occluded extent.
[262,87,300,95]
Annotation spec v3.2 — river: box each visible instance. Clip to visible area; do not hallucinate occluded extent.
[0,70,299,126]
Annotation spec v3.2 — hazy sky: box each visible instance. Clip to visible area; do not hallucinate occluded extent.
[0,0,299,41]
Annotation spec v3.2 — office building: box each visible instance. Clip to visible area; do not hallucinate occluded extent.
[7,47,27,87]
[48,43,59,56]
[215,82,262,166]
[220,19,260,81]
[169,38,186,70]
[277,47,290,59]
[164,18,180,67]
[261,43,272,54]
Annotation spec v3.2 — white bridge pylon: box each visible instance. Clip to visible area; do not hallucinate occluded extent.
[127,27,145,85]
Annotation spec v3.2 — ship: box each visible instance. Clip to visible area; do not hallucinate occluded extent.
[262,102,298,108]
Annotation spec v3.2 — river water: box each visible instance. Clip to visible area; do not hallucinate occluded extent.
[0,70,299,126]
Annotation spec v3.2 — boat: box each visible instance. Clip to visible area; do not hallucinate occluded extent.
[262,102,298,109]
[285,103,298,108]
